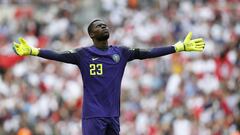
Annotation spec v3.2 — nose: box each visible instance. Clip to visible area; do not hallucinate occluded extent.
[101,25,106,29]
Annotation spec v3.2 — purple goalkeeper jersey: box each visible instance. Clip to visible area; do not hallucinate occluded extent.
[76,45,129,118]
[38,45,175,118]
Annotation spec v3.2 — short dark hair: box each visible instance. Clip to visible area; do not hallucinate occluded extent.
[87,19,102,35]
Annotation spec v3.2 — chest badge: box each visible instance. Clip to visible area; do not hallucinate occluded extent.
[112,54,120,63]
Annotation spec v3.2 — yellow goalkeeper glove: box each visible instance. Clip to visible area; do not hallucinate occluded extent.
[13,37,39,56]
[174,32,205,52]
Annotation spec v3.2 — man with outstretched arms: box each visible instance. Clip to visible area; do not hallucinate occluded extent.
[13,19,205,135]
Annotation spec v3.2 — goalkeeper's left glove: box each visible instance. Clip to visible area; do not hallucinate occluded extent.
[13,37,39,56]
[174,32,205,52]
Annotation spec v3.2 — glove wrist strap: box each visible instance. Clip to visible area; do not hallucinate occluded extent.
[174,41,184,52]
[31,48,39,56]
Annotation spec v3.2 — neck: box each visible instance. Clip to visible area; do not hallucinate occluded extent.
[93,40,108,50]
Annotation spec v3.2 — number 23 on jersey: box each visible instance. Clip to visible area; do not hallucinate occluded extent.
[89,64,103,75]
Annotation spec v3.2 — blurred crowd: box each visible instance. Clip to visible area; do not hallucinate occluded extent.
[0,0,240,135]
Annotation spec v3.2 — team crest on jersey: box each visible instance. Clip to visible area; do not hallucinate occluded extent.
[112,54,120,63]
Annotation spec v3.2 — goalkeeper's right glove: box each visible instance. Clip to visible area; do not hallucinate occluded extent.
[13,37,39,56]
[174,32,205,52]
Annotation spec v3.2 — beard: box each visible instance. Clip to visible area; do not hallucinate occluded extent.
[96,33,109,41]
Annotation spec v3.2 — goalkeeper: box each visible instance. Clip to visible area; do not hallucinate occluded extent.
[13,19,205,135]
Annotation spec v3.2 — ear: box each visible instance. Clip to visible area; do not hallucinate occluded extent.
[89,32,94,38]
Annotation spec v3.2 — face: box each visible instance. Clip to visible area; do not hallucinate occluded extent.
[90,20,110,41]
